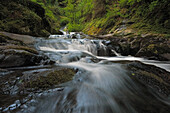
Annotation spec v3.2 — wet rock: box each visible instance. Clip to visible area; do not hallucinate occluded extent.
[0,54,5,61]
[160,53,170,61]
[126,61,170,96]
[0,33,54,68]
[24,68,76,90]
[135,40,170,61]
[0,49,48,68]
[107,34,170,61]
[164,19,170,29]
[0,66,76,111]
[0,55,26,68]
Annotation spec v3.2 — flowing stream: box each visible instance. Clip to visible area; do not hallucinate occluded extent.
[3,33,170,113]
[27,33,170,113]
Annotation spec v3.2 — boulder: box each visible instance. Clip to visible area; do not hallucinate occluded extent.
[108,34,170,61]
[0,49,47,68]
[126,61,170,96]
[0,33,54,68]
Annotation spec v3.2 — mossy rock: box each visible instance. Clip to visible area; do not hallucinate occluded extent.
[25,68,76,89]
[40,29,50,37]
[126,61,170,96]
[0,49,47,68]
[0,0,61,36]
[164,20,170,29]
[0,33,24,45]
[0,32,54,68]
[0,45,38,54]
[136,43,170,60]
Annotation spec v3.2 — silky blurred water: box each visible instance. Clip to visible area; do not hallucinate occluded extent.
[17,36,170,113]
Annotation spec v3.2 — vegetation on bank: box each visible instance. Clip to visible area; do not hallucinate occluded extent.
[59,0,170,35]
[0,0,169,36]
[0,0,61,36]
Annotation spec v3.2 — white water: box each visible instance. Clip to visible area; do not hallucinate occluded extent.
[18,36,170,113]
[49,26,83,39]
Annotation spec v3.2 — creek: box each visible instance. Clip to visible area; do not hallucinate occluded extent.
[1,32,170,113]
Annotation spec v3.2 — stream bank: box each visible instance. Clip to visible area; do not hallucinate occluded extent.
[90,33,170,61]
[0,32,54,68]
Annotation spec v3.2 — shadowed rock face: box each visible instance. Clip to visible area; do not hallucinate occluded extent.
[105,35,170,61]
[0,33,53,68]
[125,61,170,96]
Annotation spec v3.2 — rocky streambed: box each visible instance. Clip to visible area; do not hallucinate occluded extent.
[0,32,170,113]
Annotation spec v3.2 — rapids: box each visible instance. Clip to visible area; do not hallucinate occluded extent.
[28,33,170,113]
[3,33,170,113]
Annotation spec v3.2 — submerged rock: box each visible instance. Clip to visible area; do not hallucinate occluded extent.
[0,67,76,111]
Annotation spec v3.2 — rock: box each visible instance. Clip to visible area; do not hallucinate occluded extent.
[0,33,54,68]
[135,42,170,61]
[126,61,170,96]
[160,53,170,61]
[164,19,170,29]
[0,54,5,62]
[0,0,60,37]
[0,49,48,68]
[107,34,170,61]
[22,68,76,90]
[0,68,8,72]
[0,32,35,45]
[26,1,45,18]
[0,55,26,68]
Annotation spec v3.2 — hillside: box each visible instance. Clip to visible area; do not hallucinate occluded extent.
[0,0,61,36]
[0,0,169,37]
[60,0,170,37]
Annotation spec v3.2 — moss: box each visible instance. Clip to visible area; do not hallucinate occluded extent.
[40,29,50,37]
[164,19,170,29]
[25,68,76,89]
[0,45,38,54]
[127,62,170,96]
[145,43,169,55]
[0,49,34,56]
[85,26,102,35]
[138,70,167,85]
[0,33,24,45]
[0,0,61,36]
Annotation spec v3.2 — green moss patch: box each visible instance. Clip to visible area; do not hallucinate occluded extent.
[25,68,76,89]
[0,0,61,36]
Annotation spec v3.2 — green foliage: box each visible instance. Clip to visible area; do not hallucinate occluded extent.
[60,16,70,26]
[119,0,128,7]
[62,0,94,31]
[67,23,84,32]
[30,0,61,33]
[1,0,169,36]
[149,0,158,11]
[118,0,142,7]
